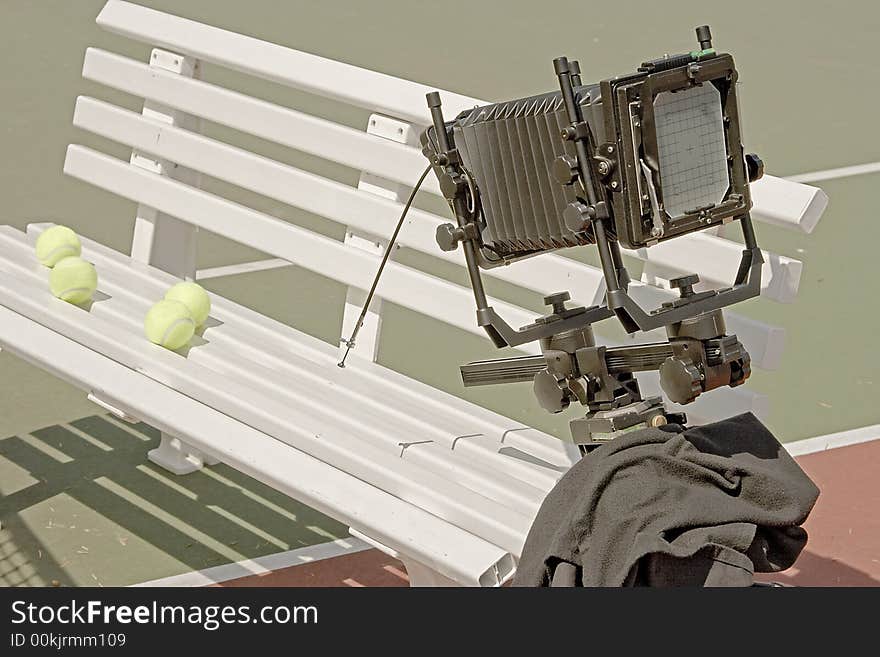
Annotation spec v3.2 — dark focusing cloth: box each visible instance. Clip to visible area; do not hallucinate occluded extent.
[514,413,819,587]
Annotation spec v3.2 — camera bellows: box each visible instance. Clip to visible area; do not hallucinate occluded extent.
[452,87,599,257]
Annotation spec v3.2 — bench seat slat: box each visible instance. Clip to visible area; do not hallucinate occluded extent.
[0,307,514,585]
[21,223,580,464]
[0,227,565,501]
[20,224,767,436]
[0,263,536,556]
[183,351,553,510]
[22,216,768,432]
[9,222,766,475]
[72,97,785,368]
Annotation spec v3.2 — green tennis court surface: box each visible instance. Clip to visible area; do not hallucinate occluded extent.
[0,415,345,587]
[2,0,878,586]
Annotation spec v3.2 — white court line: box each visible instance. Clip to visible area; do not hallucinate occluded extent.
[196,258,291,280]
[131,537,370,587]
[784,423,880,457]
[786,161,880,184]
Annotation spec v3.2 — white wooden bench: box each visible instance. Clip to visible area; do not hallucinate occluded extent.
[0,0,827,586]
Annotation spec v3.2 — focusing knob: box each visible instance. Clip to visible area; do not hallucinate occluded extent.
[670,274,700,298]
[438,172,463,200]
[435,223,460,252]
[533,369,570,414]
[745,153,764,182]
[563,202,591,233]
[659,357,703,405]
[552,155,579,185]
[544,291,570,314]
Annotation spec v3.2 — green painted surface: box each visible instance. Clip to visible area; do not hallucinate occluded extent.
[0,0,878,585]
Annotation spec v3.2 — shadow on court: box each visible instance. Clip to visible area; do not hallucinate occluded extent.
[0,415,346,587]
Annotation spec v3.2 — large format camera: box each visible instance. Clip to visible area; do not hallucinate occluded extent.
[422,26,764,446]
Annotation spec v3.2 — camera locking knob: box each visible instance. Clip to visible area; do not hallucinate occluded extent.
[670,274,700,299]
[436,223,460,252]
[544,291,571,315]
[695,25,713,50]
[745,153,764,182]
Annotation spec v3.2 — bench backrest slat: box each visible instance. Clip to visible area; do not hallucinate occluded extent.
[62,143,768,423]
[64,0,828,424]
[82,48,440,196]
[96,0,479,126]
[72,95,782,370]
[82,45,826,237]
[63,145,539,339]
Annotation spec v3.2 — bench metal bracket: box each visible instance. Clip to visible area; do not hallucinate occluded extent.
[338,113,418,364]
[148,432,220,476]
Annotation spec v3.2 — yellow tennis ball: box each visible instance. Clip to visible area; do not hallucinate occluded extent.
[36,225,82,267]
[164,282,211,327]
[49,256,98,305]
[144,299,195,350]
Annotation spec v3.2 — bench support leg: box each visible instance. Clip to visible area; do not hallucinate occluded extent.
[148,432,220,476]
[130,48,202,280]
[349,527,463,587]
[396,557,461,587]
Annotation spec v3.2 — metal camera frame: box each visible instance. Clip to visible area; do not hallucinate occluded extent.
[423,26,763,445]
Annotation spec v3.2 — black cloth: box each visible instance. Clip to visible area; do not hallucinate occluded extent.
[514,413,819,587]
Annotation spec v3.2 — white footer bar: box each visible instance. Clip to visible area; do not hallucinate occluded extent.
[785,423,880,457]
[132,537,370,587]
